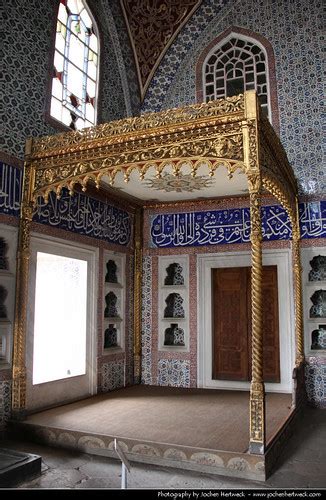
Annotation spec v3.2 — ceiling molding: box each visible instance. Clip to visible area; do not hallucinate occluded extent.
[120,0,202,101]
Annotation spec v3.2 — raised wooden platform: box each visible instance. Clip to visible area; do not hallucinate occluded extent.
[9,386,295,481]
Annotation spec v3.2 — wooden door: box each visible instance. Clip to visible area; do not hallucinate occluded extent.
[212,267,250,380]
[212,266,280,383]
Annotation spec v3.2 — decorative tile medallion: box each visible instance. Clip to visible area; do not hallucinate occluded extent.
[305,357,326,409]
[157,359,190,387]
[101,360,125,392]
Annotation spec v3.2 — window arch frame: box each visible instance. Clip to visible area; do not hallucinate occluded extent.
[45,0,101,132]
[196,26,279,134]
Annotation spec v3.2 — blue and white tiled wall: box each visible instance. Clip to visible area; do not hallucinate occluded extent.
[1,0,137,160]
[143,0,324,196]
[305,358,326,409]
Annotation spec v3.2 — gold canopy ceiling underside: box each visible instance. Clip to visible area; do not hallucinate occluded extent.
[25,92,298,221]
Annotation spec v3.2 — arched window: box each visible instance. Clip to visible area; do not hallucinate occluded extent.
[50,0,99,130]
[202,33,270,119]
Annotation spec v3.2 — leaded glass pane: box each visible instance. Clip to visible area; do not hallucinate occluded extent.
[87,61,96,81]
[86,102,95,121]
[55,26,66,54]
[50,96,62,121]
[62,106,72,126]
[51,0,99,129]
[203,35,270,120]
[87,78,96,98]
[69,33,86,69]
[66,63,84,98]
[67,0,84,15]
[52,78,63,99]
[54,51,64,72]
[80,8,92,28]
[58,4,68,23]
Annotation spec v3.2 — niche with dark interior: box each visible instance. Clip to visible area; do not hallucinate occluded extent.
[104,324,118,348]
[105,259,118,284]
[0,286,8,319]
[309,289,326,318]
[309,255,326,282]
[164,263,184,286]
[164,293,185,318]
[164,323,185,346]
[0,238,9,271]
[104,291,119,318]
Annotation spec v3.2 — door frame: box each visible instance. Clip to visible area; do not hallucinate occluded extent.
[197,249,294,393]
[26,232,98,412]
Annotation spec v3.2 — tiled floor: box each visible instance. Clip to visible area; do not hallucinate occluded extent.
[1,406,326,490]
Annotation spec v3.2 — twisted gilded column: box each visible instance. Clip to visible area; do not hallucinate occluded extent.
[293,201,304,366]
[133,207,143,383]
[12,141,35,417]
[248,176,266,455]
[291,201,305,407]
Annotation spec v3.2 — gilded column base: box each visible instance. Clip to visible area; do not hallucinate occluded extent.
[249,381,266,455]
[11,373,27,419]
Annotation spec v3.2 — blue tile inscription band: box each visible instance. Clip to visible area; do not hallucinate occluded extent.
[0,162,131,246]
[150,201,326,248]
[1,162,325,246]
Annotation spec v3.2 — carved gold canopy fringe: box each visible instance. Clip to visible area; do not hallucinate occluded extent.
[26,91,297,215]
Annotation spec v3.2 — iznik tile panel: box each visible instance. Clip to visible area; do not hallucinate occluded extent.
[0,162,132,246]
[305,357,326,409]
[150,202,326,248]
[158,359,190,388]
[0,163,22,217]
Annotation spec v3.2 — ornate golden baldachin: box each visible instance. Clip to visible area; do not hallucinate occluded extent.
[13,91,302,449]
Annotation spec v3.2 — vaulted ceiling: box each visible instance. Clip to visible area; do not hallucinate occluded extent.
[120,0,202,100]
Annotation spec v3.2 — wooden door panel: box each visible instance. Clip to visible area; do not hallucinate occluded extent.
[212,265,280,383]
[261,266,280,382]
[212,268,249,381]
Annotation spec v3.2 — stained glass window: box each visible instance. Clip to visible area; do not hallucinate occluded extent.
[50,0,99,130]
[203,35,270,119]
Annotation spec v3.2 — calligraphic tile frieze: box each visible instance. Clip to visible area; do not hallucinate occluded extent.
[1,162,131,246]
[33,190,132,246]
[150,202,326,248]
[1,163,325,244]
[0,162,22,217]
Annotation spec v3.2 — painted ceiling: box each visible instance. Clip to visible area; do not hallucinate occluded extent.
[120,0,202,100]
[101,162,248,203]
